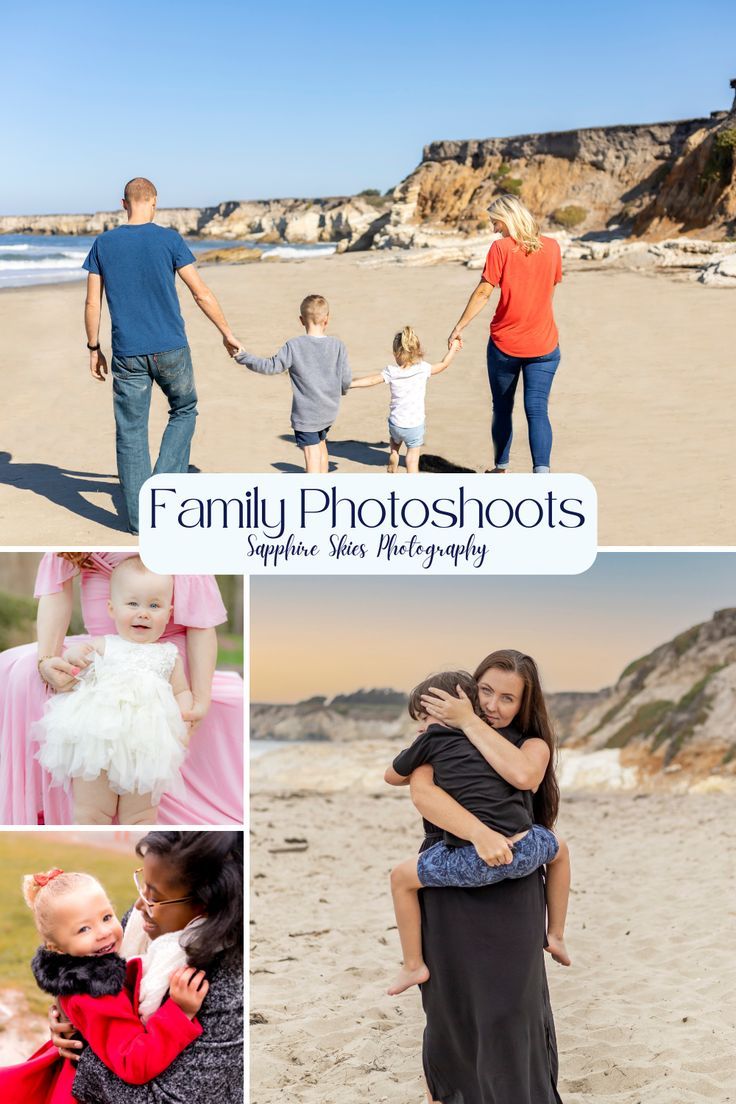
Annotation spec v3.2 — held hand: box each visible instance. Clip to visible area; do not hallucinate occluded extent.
[180,694,210,736]
[169,966,209,1018]
[420,685,477,730]
[62,643,95,670]
[447,328,463,350]
[472,826,514,867]
[223,334,241,357]
[89,349,108,381]
[49,1003,84,1061]
[38,656,82,693]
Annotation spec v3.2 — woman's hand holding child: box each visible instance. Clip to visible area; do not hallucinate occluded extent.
[421,685,477,729]
[168,966,209,1019]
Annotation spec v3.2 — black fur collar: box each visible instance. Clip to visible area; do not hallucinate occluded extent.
[32,945,127,997]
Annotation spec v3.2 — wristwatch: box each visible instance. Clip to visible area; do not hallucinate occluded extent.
[86,342,101,351]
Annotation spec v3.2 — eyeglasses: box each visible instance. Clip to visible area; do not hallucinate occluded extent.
[133,868,195,910]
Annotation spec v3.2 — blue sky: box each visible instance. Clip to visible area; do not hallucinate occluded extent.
[250,553,736,699]
[3,0,736,213]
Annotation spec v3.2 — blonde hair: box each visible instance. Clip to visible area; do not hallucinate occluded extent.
[392,326,423,367]
[300,294,329,323]
[23,870,104,942]
[487,194,542,254]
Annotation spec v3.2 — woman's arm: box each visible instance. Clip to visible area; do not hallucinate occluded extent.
[171,657,194,725]
[182,627,217,731]
[447,279,494,346]
[421,688,549,790]
[36,582,86,691]
[409,765,513,865]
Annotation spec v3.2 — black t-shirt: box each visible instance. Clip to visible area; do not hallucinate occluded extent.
[393,723,534,846]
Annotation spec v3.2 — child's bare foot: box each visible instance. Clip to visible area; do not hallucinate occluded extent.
[387,962,430,995]
[544,935,571,966]
[387,455,400,473]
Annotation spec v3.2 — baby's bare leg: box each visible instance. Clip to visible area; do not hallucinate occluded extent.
[387,438,401,473]
[405,446,421,474]
[388,857,430,995]
[544,835,571,966]
[118,791,159,825]
[72,773,117,824]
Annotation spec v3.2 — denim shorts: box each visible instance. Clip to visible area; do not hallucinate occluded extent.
[388,420,425,448]
[294,425,331,448]
[417,824,558,888]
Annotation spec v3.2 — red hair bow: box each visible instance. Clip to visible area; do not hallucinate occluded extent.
[33,868,64,887]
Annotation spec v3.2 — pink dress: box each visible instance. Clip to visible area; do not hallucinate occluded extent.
[0,553,243,825]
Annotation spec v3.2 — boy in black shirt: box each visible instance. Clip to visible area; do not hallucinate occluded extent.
[385,670,569,995]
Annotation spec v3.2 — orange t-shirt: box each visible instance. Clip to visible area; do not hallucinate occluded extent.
[481,235,562,357]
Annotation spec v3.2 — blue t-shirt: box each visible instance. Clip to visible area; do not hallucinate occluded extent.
[83,223,196,357]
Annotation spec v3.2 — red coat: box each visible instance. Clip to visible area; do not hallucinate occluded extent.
[0,957,201,1103]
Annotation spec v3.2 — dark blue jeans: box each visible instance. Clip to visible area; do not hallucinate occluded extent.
[111,346,197,533]
[486,339,560,472]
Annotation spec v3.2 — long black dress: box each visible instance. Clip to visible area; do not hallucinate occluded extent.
[419,836,562,1104]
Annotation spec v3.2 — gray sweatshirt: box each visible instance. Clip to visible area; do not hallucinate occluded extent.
[236,334,351,431]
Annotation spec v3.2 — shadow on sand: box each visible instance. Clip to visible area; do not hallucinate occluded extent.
[0,451,128,533]
[272,436,393,472]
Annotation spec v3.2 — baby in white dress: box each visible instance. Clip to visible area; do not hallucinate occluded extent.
[34,557,192,825]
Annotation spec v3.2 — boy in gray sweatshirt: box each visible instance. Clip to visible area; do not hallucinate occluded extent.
[234,294,351,473]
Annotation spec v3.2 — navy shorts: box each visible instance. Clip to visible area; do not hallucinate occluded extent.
[294,426,331,448]
[417,824,558,888]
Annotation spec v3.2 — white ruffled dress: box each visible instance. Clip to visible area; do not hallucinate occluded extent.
[35,635,187,803]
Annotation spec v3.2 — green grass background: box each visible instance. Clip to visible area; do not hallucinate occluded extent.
[0,835,139,1014]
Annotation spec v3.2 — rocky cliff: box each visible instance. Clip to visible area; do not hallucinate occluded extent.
[252,609,736,786]
[0,195,388,245]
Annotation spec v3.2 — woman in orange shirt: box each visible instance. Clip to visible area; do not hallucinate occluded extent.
[448,195,562,473]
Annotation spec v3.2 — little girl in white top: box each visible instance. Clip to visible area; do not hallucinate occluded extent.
[350,327,460,472]
[33,557,192,825]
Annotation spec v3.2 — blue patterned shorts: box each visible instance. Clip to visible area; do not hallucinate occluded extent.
[417,824,558,888]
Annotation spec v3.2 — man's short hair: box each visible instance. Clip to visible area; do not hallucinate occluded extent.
[123,177,157,204]
[300,294,329,323]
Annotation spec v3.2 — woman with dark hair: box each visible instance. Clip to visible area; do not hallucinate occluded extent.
[51,831,244,1104]
[404,650,568,1104]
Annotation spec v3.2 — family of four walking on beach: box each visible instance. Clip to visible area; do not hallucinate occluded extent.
[84,177,562,532]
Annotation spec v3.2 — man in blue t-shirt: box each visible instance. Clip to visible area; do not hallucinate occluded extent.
[83,177,241,533]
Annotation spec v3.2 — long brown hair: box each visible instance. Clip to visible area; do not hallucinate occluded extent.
[473,649,559,828]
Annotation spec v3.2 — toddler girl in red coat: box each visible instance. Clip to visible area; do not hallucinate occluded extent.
[0,867,208,1102]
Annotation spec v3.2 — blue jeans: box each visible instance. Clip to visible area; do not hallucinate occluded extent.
[111,346,197,533]
[486,339,560,472]
[417,824,558,888]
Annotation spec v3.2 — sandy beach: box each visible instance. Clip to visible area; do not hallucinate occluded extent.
[0,256,734,545]
[250,756,735,1104]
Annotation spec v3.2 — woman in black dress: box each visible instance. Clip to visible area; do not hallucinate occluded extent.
[407,650,564,1104]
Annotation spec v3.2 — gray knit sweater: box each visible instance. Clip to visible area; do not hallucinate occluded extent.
[236,334,351,431]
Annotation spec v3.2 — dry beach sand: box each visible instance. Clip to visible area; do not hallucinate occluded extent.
[0,256,734,545]
[250,748,735,1104]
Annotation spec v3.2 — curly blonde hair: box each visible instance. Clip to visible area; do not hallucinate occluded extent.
[392,326,424,367]
[23,869,104,941]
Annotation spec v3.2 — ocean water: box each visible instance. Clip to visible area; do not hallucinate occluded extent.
[0,234,336,289]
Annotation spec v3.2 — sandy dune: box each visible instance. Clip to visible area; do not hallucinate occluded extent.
[0,257,734,545]
[250,786,735,1104]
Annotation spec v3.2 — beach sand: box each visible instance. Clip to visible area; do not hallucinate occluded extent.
[0,257,734,544]
[250,777,735,1104]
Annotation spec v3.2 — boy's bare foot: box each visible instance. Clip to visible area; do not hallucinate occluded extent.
[387,962,430,995]
[544,935,571,966]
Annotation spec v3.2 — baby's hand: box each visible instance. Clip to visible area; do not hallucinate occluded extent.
[168,966,209,1019]
[61,643,95,675]
[449,337,462,352]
